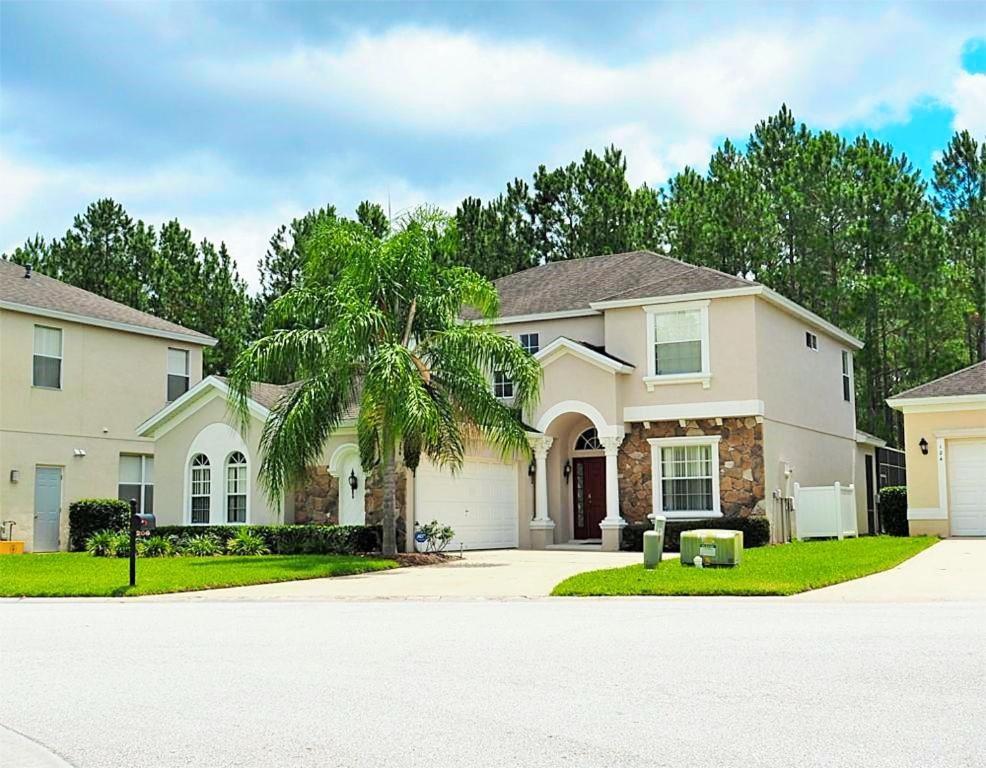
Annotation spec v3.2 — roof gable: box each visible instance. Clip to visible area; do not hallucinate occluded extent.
[534,337,634,374]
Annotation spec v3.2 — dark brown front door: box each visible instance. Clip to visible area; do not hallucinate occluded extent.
[573,457,606,539]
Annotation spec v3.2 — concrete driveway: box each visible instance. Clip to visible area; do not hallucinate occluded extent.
[144,548,642,600]
[798,538,986,602]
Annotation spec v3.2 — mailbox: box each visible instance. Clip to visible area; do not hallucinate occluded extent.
[132,512,156,534]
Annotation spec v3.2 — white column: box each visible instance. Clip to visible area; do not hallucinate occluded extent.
[528,436,554,526]
[599,434,625,552]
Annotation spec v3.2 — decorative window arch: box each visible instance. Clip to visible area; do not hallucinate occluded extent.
[225,451,248,523]
[574,427,602,451]
[190,454,211,524]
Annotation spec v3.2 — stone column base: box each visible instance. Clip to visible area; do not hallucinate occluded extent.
[599,519,626,552]
[529,520,555,549]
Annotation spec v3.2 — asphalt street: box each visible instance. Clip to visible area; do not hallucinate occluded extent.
[1,598,983,767]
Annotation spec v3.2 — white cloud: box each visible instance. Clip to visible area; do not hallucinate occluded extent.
[197,10,967,140]
[949,72,986,133]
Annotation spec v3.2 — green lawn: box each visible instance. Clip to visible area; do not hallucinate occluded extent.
[0,553,398,597]
[552,536,937,597]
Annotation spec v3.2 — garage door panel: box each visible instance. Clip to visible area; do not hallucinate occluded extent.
[416,458,519,550]
[949,440,986,536]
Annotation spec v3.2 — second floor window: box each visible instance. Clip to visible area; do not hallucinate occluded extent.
[493,371,514,399]
[520,333,540,355]
[653,309,703,375]
[842,350,852,402]
[167,348,190,402]
[33,325,63,389]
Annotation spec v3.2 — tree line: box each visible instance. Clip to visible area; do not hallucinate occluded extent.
[4,107,982,443]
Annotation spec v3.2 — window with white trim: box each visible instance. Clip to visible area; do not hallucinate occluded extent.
[190,454,211,524]
[806,331,818,351]
[33,325,63,389]
[493,371,513,399]
[520,333,540,355]
[226,452,248,523]
[118,455,154,515]
[167,348,190,402]
[648,436,721,518]
[842,350,852,402]
[643,301,711,389]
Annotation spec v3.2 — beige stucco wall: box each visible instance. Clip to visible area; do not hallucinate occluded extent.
[532,353,623,430]
[0,307,206,550]
[755,299,856,438]
[900,407,986,533]
[497,314,604,349]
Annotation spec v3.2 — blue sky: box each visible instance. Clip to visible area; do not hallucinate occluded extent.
[2,1,983,290]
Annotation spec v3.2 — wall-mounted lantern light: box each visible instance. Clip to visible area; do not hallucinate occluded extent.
[9,469,20,484]
[528,460,536,485]
[348,469,359,498]
[919,438,929,455]
[563,459,572,484]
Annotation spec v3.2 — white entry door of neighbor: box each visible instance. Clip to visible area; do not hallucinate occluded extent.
[34,466,62,552]
[948,439,986,536]
[337,452,366,526]
[415,457,519,550]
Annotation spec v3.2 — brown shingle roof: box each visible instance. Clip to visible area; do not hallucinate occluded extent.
[214,376,359,419]
[892,361,986,399]
[0,259,215,343]
[491,250,756,317]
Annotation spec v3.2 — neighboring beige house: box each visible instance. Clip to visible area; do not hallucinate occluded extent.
[887,361,986,537]
[0,260,215,551]
[145,250,865,552]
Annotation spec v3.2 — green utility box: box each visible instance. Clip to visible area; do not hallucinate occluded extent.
[680,529,743,567]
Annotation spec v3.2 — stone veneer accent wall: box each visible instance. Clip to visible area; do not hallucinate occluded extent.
[618,417,765,523]
[294,466,406,527]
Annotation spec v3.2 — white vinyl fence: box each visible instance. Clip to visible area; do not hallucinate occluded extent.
[793,482,858,540]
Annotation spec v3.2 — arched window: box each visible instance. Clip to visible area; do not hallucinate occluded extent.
[574,427,602,451]
[226,451,248,524]
[190,454,211,524]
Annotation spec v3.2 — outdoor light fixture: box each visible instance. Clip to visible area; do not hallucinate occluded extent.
[563,459,571,484]
[9,469,19,484]
[528,460,536,485]
[348,469,359,498]
[919,438,929,455]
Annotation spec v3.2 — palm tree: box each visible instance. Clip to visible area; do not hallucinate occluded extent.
[229,211,541,556]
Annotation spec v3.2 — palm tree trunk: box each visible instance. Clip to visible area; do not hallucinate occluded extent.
[381,443,397,557]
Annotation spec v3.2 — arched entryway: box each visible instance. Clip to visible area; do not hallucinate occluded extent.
[329,444,366,525]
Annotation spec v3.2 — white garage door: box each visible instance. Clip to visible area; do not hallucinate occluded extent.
[415,458,519,550]
[949,439,986,536]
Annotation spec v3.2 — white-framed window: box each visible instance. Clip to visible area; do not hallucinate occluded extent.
[806,331,818,351]
[190,454,211,524]
[647,436,722,519]
[643,300,710,390]
[520,333,540,355]
[33,325,63,389]
[118,455,154,515]
[493,371,514,399]
[574,427,602,451]
[167,348,190,402]
[225,451,248,524]
[842,350,852,402]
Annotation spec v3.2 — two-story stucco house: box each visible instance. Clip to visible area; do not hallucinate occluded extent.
[0,259,215,551]
[144,251,864,552]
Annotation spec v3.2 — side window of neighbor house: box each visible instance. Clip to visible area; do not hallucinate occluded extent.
[842,350,852,402]
[167,348,190,402]
[653,310,702,375]
[118,455,154,515]
[805,331,818,350]
[520,333,540,355]
[33,325,63,388]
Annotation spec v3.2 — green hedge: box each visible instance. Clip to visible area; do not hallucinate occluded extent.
[152,524,383,555]
[621,516,771,552]
[69,499,130,552]
[878,486,908,536]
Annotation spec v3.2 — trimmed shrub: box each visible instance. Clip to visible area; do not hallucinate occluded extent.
[621,516,771,552]
[878,486,908,536]
[69,499,129,552]
[152,524,384,555]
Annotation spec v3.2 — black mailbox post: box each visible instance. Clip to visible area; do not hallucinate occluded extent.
[128,499,156,587]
